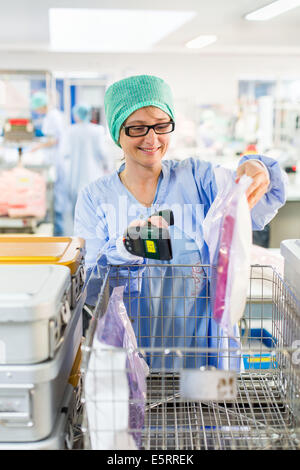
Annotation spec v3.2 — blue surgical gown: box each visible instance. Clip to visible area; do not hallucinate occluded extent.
[74,155,286,369]
[42,109,66,213]
[42,108,66,235]
[60,122,109,217]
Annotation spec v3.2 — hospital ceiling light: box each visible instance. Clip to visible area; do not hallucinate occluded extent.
[245,0,300,21]
[185,35,217,49]
[49,8,197,52]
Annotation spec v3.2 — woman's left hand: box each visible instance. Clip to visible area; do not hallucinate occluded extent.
[236,160,270,210]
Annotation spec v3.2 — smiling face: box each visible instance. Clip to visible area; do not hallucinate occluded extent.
[119,106,172,170]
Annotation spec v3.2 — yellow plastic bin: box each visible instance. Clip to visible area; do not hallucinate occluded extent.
[0,235,85,308]
[68,343,82,388]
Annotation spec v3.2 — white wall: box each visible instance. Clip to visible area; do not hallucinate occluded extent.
[2,51,300,112]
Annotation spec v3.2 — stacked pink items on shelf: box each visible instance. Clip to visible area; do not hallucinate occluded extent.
[0,166,47,218]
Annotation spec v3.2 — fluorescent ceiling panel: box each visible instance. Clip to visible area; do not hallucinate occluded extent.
[49,8,197,52]
[185,35,217,49]
[245,0,300,21]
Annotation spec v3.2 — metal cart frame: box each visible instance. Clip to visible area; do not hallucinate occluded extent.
[80,264,300,450]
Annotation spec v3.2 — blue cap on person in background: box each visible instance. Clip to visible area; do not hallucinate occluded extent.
[31,91,48,110]
[72,104,92,122]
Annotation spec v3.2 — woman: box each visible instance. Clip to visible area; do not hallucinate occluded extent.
[60,103,109,231]
[74,75,286,368]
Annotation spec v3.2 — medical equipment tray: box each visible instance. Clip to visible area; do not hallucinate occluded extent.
[0,384,78,450]
[0,264,73,364]
[0,292,83,442]
[0,235,85,309]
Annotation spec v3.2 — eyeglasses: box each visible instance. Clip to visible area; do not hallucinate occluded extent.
[122,120,175,137]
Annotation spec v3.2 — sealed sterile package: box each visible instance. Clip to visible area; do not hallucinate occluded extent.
[203,167,253,337]
[84,342,133,450]
[96,285,149,449]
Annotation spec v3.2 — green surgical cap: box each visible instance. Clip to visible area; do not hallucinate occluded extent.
[104,75,175,147]
[31,91,48,110]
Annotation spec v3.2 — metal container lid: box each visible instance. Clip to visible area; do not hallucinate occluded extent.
[0,264,70,321]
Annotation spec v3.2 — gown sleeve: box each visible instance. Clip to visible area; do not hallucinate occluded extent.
[74,184,144,305]
[238,154,287,230]
[191,154,287,230]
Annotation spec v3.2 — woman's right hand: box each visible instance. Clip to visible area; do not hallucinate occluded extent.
[147,215,169,229]
[128,219,147,228]
[129,216,169,229]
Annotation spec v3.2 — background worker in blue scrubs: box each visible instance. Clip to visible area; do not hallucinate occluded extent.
[60,103,109,232]
[74,75,286,367]
[30,91,66,235]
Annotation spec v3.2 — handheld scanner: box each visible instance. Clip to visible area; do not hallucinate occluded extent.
[123,209,174,260]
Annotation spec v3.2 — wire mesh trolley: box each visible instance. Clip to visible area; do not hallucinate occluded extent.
[80,264,300,450]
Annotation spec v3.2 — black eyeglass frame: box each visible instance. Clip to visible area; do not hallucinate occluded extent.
[122,120,175,137]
